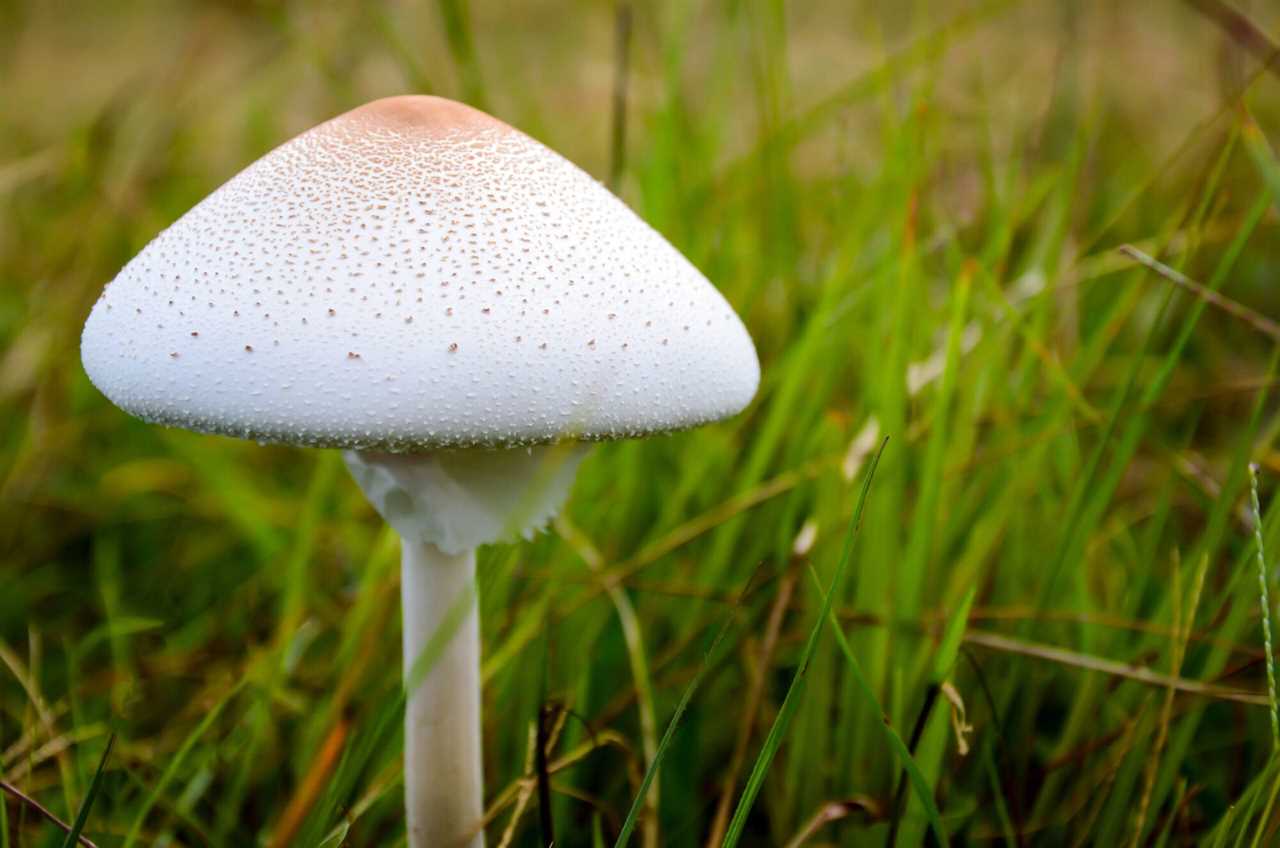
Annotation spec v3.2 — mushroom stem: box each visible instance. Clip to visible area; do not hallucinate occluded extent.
[401,539,485,848]
[343,444,589,847]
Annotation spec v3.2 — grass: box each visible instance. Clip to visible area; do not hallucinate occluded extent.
[4,0,1280,845]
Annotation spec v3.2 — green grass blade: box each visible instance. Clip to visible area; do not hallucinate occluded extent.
[1249,464,1280,752]
[612,589,746,848]
[436,0,488,109]
[315,821,350,848]
[294,692,406,846]
[1242,119,1280,209]
[825,590,950,847]
[932,589,976,685]
[124,683,243,847]
[61,733,114,848]
[720,439,887,848]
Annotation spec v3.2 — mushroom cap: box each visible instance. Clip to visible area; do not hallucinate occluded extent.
[81,96,759,450]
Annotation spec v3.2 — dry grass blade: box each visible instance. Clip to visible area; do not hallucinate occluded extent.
[1118,245,1280,343]
[483,728,635,832]
[1070,704,1149,848]
[268,715,351,848]
[782,797,882,848]
[1184,0,1280,78]
[496,723,540,848]
[0,150,57,196]
[2,723,104,780]
[613,464,817,584]
[0,640,60,748]
[965,630,1268,705]
[557,514,659,848]
[705,555,801,847]
[0,779,98,848]
[957,605,1257,657]
[494,708,573,848]
[549,460,823,631]
[0,637,77,815]
[1130,552,1210,846]
[720,439,890,848]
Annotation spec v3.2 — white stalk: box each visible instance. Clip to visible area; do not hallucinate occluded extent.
[344,444,588,847]
[401,540,484,848]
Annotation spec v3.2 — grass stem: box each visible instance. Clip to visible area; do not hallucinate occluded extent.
[1249,464,1280,754]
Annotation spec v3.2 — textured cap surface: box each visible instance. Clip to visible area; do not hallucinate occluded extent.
[81,96,759,449]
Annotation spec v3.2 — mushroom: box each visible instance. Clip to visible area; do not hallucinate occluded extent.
[80,96,759,847]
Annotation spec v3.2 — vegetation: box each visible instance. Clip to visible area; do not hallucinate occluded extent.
[4,1,1280,844]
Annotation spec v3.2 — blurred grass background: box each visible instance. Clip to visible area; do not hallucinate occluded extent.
[5,0,1280,845]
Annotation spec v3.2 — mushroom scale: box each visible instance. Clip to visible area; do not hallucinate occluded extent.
[80,96,759,450]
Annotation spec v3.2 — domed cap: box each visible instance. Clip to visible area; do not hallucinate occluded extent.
[81,96,759,450]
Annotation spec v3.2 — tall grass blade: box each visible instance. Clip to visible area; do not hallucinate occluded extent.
[720,439,888,848]
[612,574,754,848]
[1250,463,1280,753]
[825,592,950,847]
[933,588,977,685]
[61,733,114,848]
[125,683,243,847]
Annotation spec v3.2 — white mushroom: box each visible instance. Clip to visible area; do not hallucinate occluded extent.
[81,95,759,848]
